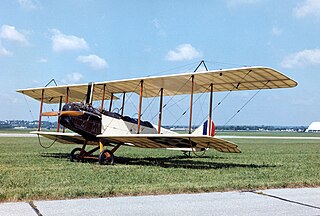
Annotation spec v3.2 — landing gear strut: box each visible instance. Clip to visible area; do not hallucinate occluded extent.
[182,148,208,158]
[69,140,121,165]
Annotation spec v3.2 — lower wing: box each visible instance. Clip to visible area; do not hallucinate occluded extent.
[32,131,240,153]
[31,131,99,145]
[98,134,241,153]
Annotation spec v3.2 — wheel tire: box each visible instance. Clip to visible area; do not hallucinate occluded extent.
[98,149,114,165]
[70,147,82,162]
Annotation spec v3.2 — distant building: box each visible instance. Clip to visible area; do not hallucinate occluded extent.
[14,126,27,129]
[305,122,320,132]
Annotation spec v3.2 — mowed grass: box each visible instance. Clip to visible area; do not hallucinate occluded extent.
[0,135,320,202]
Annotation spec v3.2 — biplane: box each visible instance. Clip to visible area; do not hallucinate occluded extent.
[17,66,297,165]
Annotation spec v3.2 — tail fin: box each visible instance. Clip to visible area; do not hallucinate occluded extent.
[192,119,215,136]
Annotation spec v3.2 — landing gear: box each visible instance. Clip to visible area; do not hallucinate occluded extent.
[98,149,114,165]
[182,148,208,158]
[70,147,83,162]
[69,140,120,165]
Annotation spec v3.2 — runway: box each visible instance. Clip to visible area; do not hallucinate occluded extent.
[217,135,320,140]
[1,133,320,140]
[0,133,37,137]
[1,188,319,216]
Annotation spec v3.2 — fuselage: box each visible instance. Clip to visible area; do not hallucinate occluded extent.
[60,102,161,140]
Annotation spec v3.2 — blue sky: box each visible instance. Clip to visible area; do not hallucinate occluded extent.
[1,0,320,126]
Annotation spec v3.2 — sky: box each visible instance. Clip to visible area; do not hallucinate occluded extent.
[0,0,320,126]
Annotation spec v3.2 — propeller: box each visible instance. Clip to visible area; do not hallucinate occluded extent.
[41,111,59,116]
[41,111,84,117]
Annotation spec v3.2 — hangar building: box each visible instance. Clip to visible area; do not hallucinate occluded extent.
[305,122,320,132]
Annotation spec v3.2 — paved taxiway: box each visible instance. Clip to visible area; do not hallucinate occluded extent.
[1,188,319,216]
[217,135,320,140]
[2,133,320,140]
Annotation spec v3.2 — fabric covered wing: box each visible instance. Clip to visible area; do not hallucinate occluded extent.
[98,134,241,153]
[33,132,240,153]
[16,84,117,104]
[31,131,99,145]
[17,66,297,103]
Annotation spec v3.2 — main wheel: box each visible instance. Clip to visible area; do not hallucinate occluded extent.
[98,149,114,165]
[70,147,82,162]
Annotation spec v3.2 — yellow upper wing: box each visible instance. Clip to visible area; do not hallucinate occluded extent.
[17,66,297,104]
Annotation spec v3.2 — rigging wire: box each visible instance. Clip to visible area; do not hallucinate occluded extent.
[221,90,262,127]
[211,69,253,112]
[102,82,141,134]
[23,95,35,120]
[170,86,210,129]
[150,60,211,128]
[146,61,201,77]
[161,76,192,112]
[197,69,255,126]
[140,89,160,120]
[205,60,248,68]
[194,92,207,126]
[163,95,188,113]
[219,80,271,129]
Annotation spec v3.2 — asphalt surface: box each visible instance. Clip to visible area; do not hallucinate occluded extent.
[0,133,37,137]
[217,135,320,140]
[1,188,319,216]
[2,133,320,140]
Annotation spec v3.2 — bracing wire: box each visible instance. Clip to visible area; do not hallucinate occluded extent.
[170,86,210,129]
[205,60,248,68]
[23,95,35,120]
[141,90,159,117]
[194,92,207,126]
[140,90,160,122]
[146,61,201,77]
[161,76,192,112]
[220,80,270,128]
[222,90,262,127]
[163,94,189,112]
[211,69,253,112]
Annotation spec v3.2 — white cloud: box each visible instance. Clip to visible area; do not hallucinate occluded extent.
[18,0,38,10]
[0,92,18,104]
[66,72,83,83]
[166,44,202,61]
[77,54,108,70]
[38,58,48,63]
[226,0,261,7]
[271,26,282,36]
[152,18,166,37]
[51,29,89,52]
[293,0,320,18]
[0,25,29,46]
[281,49,320,68]
[0,47,13,56]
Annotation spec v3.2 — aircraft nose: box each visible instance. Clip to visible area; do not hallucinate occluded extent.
[62,103,73,111]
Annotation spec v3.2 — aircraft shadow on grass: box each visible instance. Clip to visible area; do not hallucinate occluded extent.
[40,153,276,170]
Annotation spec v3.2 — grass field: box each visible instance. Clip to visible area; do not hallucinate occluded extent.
[0,133,320,202]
